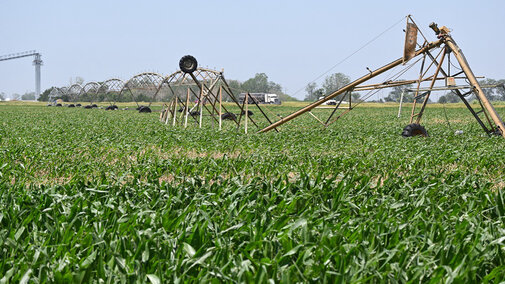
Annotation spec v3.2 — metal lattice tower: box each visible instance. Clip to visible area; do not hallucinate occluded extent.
[0,50,43,98]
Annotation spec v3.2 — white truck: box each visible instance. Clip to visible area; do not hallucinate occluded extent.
[319,96,337,105]
[239,93,281,104]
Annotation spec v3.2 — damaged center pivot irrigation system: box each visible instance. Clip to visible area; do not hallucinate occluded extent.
[164,16,505,138]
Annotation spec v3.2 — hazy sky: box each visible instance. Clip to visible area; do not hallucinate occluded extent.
[1,0,505,100]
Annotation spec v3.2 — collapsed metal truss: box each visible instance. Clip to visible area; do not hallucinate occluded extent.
[80,82,101,103]
[97,78,125,105]
[159,67,261,131]
[257,17,505,138]
[46,17,504,138]
[67,84,84,103]
[119,72,164,107]
[47,87,67,103]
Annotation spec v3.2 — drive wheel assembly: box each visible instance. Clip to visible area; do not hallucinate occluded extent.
[179,55,198,73]
[402,123,428,137]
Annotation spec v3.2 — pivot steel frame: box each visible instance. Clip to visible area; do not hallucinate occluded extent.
[157,68,271,130]
[259,20,505,138]
[259,40,443,133]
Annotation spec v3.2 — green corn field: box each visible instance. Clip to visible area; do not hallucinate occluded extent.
[1,103,505,282]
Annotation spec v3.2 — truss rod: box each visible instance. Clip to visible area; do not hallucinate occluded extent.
[258,40,443,133]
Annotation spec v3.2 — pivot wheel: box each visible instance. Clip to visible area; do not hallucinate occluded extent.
[179,55,198,73]
[221,112,237,120]
[138,106,152,113]
[402,123,428,137]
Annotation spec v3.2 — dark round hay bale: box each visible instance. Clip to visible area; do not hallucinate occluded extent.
[221,112,237,120]
[138,106,152,113]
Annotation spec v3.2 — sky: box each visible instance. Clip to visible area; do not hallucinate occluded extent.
[1,0,505,100]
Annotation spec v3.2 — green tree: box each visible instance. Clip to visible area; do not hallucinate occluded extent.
[304,82,318,101]
[21,92,36,100]
[322,73,350,95]
[384,82,416,103]
[351,92,361,102]
[38,88,52,101]
[241,73,298,101]
[242,73,269,93]
[479,78,504,101]
[226,80,242,101]
[438,92,460,103]
[497,79,505,100]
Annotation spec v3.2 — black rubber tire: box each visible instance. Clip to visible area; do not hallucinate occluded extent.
[68,104,75,108]
[138,106,152,113]
[47,104,52,107]
[179,55,198,73]
[55,104,62,107]
[178,107,185,113]
[105,106,114,110]
[190,110,200,117]
[402,123,429,137]
[221,112,237,120]
[84,105,92,109]
[112,105,118,110]
[241,110,254,116]
[91,104,98,108]
[76,103,82,107]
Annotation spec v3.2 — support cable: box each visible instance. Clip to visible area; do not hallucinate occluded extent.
[290,16,408,98]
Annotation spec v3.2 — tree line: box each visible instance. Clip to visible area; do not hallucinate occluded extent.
[227,73,297,102]
[0,91,36,101]
[304,73,360,102]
